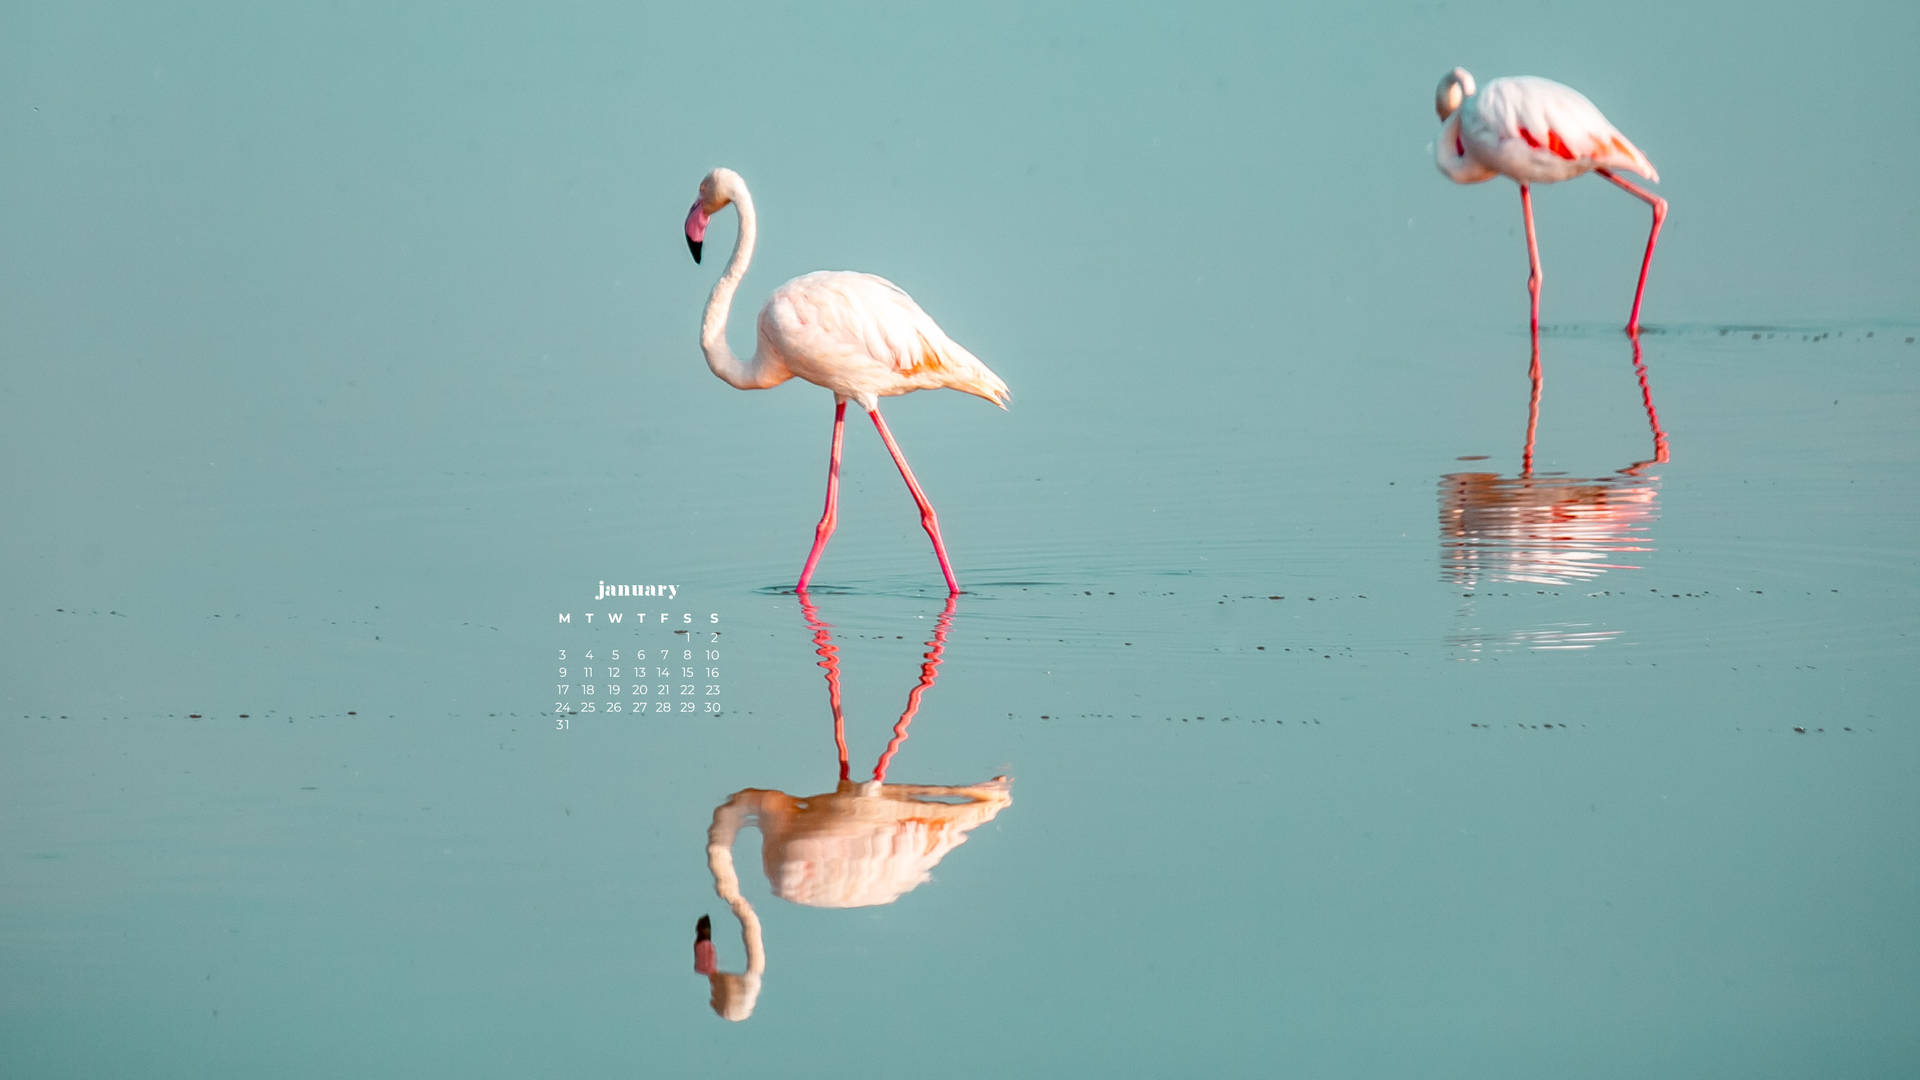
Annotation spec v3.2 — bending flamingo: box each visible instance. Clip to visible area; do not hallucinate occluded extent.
[683,167,1009,595]
[1434,69,1667,335]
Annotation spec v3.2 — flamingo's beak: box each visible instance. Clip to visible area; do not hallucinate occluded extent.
[685,202,710,263]
[693,914,716,975]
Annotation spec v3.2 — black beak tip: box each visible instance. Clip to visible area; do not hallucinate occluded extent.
[695,914,712,941]
[687,236,703,263]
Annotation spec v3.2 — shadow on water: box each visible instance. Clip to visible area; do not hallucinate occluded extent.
[1541,319,1920,342]
[749,581,979,603]
[690,594,1013,1021]
[1441,332,1669,656]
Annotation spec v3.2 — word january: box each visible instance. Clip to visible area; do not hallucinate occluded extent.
[595,581,677,601]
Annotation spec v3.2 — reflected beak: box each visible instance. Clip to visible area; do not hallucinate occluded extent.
[693,914,716,974]
[685,202,711,263]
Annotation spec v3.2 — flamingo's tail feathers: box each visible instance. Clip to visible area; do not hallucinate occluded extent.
[947,341,1010,409]
[974,370,1011,410]
[1598,132,1658,183]
[914,332,1010,409]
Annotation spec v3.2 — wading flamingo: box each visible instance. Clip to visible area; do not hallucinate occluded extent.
[1434,70,1667,336]
[684,167,1010,595]
[691,595,1013,1020]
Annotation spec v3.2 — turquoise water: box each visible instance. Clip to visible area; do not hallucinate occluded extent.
[5,2,1918,1076]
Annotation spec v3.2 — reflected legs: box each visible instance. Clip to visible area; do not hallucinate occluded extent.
[798,595,850,781]
[1624,332,1672,474]
[798,592,958,783]
[871,594,957,782]
[1522,350,1544,478]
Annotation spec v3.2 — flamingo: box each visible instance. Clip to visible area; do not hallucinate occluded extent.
[683,167,1010,595]
[1434,69,1667,335]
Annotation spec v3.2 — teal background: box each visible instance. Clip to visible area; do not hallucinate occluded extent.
[4,1,1918,1076]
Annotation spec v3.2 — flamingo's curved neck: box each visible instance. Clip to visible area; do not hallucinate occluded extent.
[707,793,768,976]
[700,188,778,390]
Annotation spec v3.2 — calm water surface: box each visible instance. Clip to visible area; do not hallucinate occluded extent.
[4,2,1918,1077]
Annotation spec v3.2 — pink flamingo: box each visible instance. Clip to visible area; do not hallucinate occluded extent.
[1434,69,1667,336]
[684,167,1010,595]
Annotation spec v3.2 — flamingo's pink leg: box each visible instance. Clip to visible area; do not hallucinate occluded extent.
[868,409,960,594]
[795,401,846,593]
[1596,167,1667,334]
[1519,183,1545,476]
[1520,183,1543,343]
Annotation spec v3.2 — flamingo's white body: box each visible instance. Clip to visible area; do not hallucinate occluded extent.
[685,167,1007,595]
[1435,70,1667,335]
[751,271,1007,410]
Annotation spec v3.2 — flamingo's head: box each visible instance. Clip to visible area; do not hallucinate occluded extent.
[1435,67,1476,121]
[686,167,743,264]
[694,914,762,1021]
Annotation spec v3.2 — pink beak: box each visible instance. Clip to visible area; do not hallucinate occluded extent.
[685,202,711,263]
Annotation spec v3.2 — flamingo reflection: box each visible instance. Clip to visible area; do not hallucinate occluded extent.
[1441,334,1670,652]
[692,595,1012,1021]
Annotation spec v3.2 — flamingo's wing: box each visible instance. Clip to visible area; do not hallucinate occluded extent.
[1472,76,1658,181]
[760,271,1009,406]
